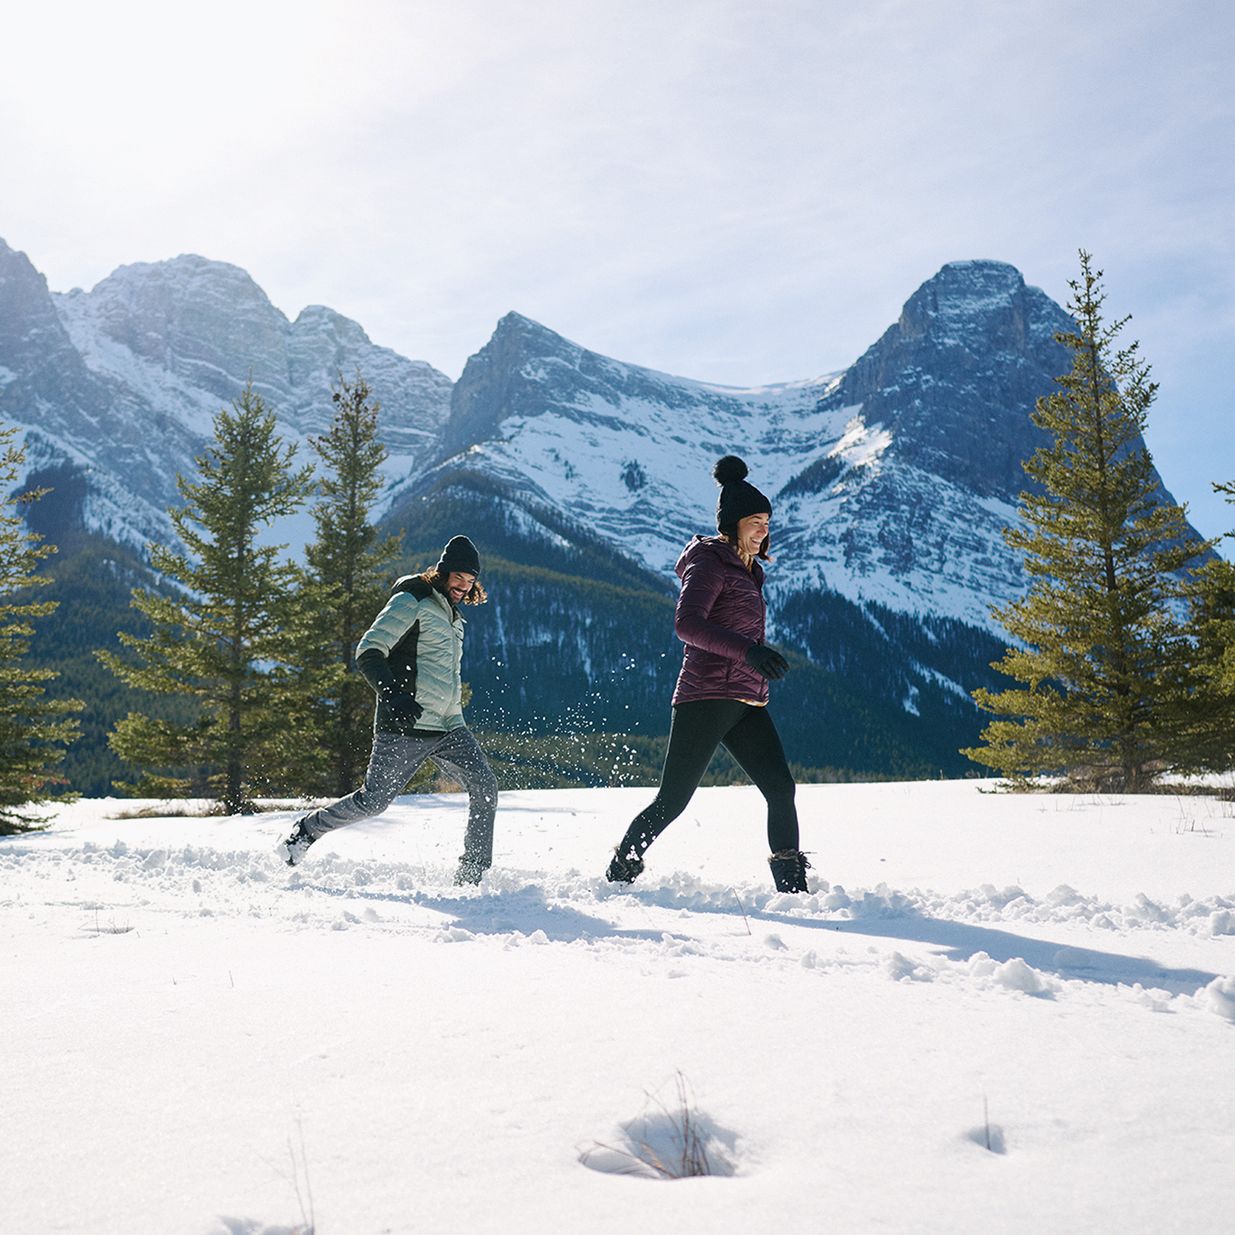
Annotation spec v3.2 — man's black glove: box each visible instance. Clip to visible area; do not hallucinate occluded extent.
[744,643,789,681]
[381,687,424,724]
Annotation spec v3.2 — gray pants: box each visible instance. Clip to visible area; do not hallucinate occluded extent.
[301,727,498,873]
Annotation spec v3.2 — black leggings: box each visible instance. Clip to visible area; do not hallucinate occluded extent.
[616,699,799,860]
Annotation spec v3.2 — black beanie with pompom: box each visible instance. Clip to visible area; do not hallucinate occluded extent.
[713,455,771,533]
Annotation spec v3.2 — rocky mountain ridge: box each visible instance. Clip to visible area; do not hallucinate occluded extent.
[0,238,1205,785]
[0,239,452,547]
[402,258,1195,633]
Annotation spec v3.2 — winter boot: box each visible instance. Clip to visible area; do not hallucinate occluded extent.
[276,818,315,868]
[453,857,489,886]
[768,849,811,893]
[605,847,645,884]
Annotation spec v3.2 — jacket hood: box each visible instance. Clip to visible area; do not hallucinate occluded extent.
[392,574,433,598]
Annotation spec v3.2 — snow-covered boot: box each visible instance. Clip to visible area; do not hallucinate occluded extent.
[453,857,488,886]
[768,849,811,893]
[606,847,645,884]
[276,818,315,867]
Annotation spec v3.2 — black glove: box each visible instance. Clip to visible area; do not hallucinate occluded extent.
[744,643,789,681]
[381,687,424,724]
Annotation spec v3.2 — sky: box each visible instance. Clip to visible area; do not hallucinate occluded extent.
[2,0,1233,537]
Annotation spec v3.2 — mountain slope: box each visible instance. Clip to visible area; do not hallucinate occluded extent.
[773,259,1198,625]
[1,238,453,551]
[416,308,847,584]
[2,241,1209,788]
[0,241,200,546]
[380,260,1203,778]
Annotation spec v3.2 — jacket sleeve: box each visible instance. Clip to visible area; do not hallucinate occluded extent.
[674,553,756,661]
[354,592,422,692]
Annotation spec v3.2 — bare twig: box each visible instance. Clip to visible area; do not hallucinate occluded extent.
[730,888,752,935]
[580,1070,718,1179]
[288,1116,316,1234]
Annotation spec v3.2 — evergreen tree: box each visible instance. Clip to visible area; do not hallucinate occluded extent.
[100,384,314,813]
[1177,480,1235,772]
[963,252,1212,791]
[295,373,402,796]
[0,421,81,833]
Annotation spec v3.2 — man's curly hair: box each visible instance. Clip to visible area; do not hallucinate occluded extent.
[420,566,488,605]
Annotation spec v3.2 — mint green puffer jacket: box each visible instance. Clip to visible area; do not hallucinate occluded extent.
[355,576,466,733]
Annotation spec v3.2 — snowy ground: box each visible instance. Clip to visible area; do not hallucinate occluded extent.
[3,781,1234,1235]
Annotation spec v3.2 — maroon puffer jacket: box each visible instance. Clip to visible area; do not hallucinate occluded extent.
[671,535,769,706]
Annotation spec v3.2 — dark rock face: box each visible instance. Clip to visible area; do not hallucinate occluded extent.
[820,260,1072,500]
[443,313,565,456]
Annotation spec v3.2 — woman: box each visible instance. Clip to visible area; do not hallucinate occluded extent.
[606,455,810,893]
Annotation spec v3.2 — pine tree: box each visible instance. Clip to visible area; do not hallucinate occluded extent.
[294,372,402,796]
[100,384,314,813]
[1177,480,1235,772]
[0,421,82,833]
[962,252,1212,791]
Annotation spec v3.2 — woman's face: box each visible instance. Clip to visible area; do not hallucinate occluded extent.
[736,512,769,557]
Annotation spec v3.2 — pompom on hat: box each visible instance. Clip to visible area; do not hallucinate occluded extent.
[713,455,771,533]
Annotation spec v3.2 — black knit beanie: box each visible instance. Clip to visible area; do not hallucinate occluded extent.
[714,455,771,533]
[436,535,481,576]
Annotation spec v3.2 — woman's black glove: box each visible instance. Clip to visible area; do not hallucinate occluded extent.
[381,687,424,723]
[744,644,789,680]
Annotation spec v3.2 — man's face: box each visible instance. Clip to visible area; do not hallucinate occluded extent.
[444,571,477,604]
[736,513,769,557]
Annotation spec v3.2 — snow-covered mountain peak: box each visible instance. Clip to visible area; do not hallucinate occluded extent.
[84,253,282,336]
[895,259,1042,349]
[817,261,1074,499]
[100,251,267,290]
[69,253,288,394]
[933,257,1025,286]
[292,303,373,347]
[1,242,455,549]
[495,308,553,334]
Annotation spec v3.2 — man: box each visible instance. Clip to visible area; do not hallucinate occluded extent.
[277,535,498,884]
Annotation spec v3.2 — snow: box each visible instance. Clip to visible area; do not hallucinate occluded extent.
[3,780,1233,1234]
[769,463,1028,630]
[830,414,893,469]
[448,375,851,584]
[425,314,1029,633]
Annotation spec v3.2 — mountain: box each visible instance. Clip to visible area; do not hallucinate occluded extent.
[383,259,1203,776]
[0,237,455,793]
[0,239,453,549]
[409,260,1164,631]
[0,241,1206,790]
